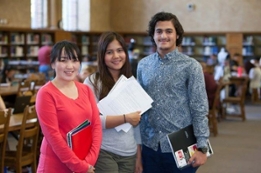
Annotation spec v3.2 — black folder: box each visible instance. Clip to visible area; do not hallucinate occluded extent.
[167,124,213,169]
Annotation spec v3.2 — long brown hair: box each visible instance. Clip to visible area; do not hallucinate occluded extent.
[90,32,132,100]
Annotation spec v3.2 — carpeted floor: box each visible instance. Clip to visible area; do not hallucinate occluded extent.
[7,103,261,173]
[198,103,261,173]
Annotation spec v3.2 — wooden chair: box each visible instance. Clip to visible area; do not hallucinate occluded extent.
[30,79,46,104]
[17,81,34,97]
[0,108,11,173]
[221,77,249,121]
[207,81,228,136]
[25,73,46,84]
[4,105,39,173]
[251,88,260,103]
[16,80,35,107]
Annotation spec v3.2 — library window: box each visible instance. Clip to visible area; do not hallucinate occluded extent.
[31,0,48,29]
[62,0,90,31]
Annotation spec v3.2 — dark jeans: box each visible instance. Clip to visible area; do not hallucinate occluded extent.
[142,144,198,173]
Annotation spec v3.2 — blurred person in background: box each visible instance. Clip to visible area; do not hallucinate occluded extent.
[249,56,261,102]
[38,42,52,81]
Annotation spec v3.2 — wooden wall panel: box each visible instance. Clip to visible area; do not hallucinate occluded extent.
[55,30,72,42]
[0,0,261,32]
[90,0,111,31]
[0,0,31,28]
[110,0,261,32]
[226,33,243,65]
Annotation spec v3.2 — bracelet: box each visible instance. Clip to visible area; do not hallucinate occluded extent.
[123,114,126,123]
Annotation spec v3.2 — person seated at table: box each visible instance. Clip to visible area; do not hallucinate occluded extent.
[0,66,17,108]
[1,66,16,84]
[229,53,242,97]
[207,53,218,66]
[249,56,261,102]
[230,53,240,75]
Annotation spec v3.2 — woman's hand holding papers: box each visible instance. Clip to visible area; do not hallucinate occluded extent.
[125,111,141,126]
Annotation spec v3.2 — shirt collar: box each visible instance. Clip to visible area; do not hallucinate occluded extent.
[156,48,179,61]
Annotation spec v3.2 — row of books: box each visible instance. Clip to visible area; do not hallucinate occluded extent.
[0,33,53,45]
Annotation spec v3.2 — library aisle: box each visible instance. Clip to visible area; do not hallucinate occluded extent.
[198,103,261,173]
[7,103,261,173]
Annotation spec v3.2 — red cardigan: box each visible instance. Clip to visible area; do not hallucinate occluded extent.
[36,81,102,173]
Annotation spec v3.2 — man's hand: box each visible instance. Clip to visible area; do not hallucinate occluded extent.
[188,150,207,167]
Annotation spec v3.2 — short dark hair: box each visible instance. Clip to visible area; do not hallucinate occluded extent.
[50,40,82,64]
[147,12,184,46]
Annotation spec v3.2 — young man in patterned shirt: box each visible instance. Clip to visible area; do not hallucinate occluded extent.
[137,12,210,173]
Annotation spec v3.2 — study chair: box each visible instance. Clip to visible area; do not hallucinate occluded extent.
[17,81,34,97]
[221,77,249,121]
[0,108,11,173]
[30,79,46,105]
[25,73,46,84]
[4,105,39,173]
[24,73,46,105]
[251,88,260,103]
[207,81,228,136]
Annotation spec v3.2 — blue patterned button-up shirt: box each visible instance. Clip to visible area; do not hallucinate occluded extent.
[137,49,209,153]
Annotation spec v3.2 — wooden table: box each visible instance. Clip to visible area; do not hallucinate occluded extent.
[230,76,248,84]
[0,113,37,132]
[0,86,18,96]
[9,113,37,132]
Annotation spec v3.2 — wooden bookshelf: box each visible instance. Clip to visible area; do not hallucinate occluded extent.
[0,28,72,81]
[0,28,56,75]
[121,32,156,59]
[1,28,260,77]
[242,33,261,58]
[70,31,101,61]
[181,33,226,61]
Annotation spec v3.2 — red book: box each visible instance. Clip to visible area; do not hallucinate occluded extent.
[67,119,92,160]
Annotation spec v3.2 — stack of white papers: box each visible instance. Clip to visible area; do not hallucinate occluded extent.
[97,75,153,132]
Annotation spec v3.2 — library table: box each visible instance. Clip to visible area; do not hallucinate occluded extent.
[0,113,37,132]
[0,86,19,96]
[9,113,37,132]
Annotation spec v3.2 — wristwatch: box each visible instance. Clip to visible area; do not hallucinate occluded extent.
[197,147,208,154]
